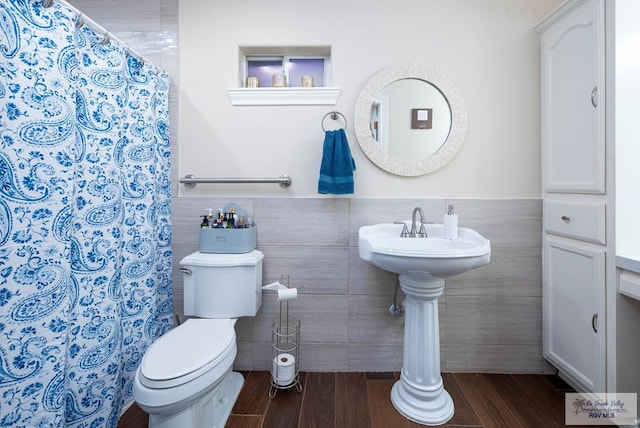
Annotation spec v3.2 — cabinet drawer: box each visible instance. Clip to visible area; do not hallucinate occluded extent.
[620,271,640,302]
[544,201,605,244]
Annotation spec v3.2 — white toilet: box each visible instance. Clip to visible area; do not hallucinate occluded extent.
[133,250,264,428]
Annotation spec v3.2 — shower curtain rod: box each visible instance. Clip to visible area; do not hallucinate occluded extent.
[46,0,164,72]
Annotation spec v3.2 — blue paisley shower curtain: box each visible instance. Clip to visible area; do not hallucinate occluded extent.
[0,1,173,426]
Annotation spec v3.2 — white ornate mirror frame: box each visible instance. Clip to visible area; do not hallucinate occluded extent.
[354,63,468,176]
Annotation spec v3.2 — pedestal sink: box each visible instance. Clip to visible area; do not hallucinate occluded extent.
[359,221,490,426]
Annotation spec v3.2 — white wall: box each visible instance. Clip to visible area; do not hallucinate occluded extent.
[615,0,640,257]
[179,0,562,199]
[614,0,640,407]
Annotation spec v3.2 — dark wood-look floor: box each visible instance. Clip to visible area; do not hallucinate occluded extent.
[118,371,603,428]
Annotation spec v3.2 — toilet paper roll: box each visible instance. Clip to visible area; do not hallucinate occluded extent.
[277,288,297,302]
[272,353,296,386]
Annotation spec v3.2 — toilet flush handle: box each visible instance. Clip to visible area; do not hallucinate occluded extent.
[179,268,192,275]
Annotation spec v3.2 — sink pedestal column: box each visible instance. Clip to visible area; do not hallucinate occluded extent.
[391,273,453,425]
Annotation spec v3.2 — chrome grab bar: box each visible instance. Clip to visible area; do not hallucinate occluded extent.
[179,174,291,188]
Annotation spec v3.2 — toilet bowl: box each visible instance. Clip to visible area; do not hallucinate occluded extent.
[133,318,243,427]
[133,250,264,428]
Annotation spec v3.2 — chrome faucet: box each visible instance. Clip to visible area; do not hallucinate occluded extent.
[410,207,428,238]
[394,221,410,237]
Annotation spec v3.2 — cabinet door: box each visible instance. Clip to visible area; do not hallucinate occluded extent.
[543,236,605,392]
[540,0,605,194]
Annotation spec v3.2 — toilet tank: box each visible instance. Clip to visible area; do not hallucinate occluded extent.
[180,250,264,318]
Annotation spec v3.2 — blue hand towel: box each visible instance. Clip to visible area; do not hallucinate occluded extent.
[318,129,356,194]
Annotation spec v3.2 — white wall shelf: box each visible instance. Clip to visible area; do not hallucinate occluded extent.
[227,87,341,106]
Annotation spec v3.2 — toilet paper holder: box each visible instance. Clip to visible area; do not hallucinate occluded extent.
[267,275,302,398]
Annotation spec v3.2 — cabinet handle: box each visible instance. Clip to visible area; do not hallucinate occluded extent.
[592,313,598,333]
[591,86,598,108]
[561,215,571,221]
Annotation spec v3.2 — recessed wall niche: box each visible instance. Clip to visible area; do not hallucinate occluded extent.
[227,45,341,106]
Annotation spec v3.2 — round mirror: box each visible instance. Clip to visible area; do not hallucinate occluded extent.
[354,63,468,176]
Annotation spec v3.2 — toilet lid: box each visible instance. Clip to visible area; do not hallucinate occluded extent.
[139,318,234,388]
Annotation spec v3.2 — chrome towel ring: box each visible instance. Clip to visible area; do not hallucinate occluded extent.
[321,111,347,131]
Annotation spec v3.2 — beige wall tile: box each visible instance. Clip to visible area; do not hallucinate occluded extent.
[255,198,349,247]
[234,341,255,371]
[445,296,542,345]
[299,344,349,371]
[348,247,399,296]
[445,344,543,373]
[260,246,348,295]
[445,247,542,297]
[254,294,348,345]
[446,199,542,248]
[348,344,404,372]
[348,294,405,344]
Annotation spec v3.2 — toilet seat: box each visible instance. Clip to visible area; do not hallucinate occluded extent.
[139,318,235,389]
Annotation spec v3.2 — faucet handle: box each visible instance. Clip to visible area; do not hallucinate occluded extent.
[417,222,428,238]
[394,221,410,237]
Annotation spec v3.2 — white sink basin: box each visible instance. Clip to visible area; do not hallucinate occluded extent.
[359,222,491,277]
[358,219,491,425]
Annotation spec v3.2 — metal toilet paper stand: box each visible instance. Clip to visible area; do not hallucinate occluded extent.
[269,275,302,398]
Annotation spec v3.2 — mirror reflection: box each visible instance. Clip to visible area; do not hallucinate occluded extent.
[354,63,468,177]
[370,79,452,161]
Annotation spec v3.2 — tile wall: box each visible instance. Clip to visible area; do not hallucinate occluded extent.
[172,197,543,374]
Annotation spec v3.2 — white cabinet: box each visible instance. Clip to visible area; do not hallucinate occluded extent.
[543,237,605,391]
[537,0,607,393]
[540,0,605,194]
[544,200,606,245]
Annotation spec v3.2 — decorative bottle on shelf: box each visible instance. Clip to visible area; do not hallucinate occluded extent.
[272,72,286,88]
